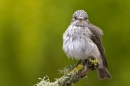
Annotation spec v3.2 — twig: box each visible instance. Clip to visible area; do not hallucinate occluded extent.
[35,57,98,86]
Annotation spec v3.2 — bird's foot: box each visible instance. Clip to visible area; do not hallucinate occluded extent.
[76,60,82,67]
[87,57,99,70]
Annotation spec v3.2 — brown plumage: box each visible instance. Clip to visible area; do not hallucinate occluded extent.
[88,23,111,79]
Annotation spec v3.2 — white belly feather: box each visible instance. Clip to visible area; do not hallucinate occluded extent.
[63,25,100,60]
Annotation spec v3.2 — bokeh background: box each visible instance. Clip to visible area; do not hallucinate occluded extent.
[0,0,130,86]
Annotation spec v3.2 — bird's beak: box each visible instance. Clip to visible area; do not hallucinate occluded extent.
[78,17,84,21]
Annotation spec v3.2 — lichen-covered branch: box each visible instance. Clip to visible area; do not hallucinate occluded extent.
[35,57,98,86]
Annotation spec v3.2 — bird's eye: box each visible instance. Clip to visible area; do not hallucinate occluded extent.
[73,17,77,20]
[85,17,88,20]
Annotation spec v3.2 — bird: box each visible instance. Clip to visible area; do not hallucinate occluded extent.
[62,10,111,80]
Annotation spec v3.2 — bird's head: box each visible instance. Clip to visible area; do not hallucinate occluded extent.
[71,10,89,27]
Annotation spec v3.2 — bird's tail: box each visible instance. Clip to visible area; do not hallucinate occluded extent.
[97,68,111,80]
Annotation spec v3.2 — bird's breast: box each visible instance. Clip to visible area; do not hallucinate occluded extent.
[63,25,96,60]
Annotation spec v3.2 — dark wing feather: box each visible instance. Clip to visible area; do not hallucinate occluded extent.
[88,23,108,68]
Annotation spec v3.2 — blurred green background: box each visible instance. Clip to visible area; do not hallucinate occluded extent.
[0,0,130,86]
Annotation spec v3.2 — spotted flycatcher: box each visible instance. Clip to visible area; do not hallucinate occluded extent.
[62,10,111,79]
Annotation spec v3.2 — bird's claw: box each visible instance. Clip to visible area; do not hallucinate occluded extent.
[87,57,99,70]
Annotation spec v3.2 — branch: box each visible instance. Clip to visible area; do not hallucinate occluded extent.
[34,57,98,86]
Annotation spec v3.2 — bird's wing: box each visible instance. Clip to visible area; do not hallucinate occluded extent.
[88,23,108,68]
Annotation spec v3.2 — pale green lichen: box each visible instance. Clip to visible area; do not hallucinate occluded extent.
[35,57,99,86]
[35,63,84,86]
[34,76,52,86]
